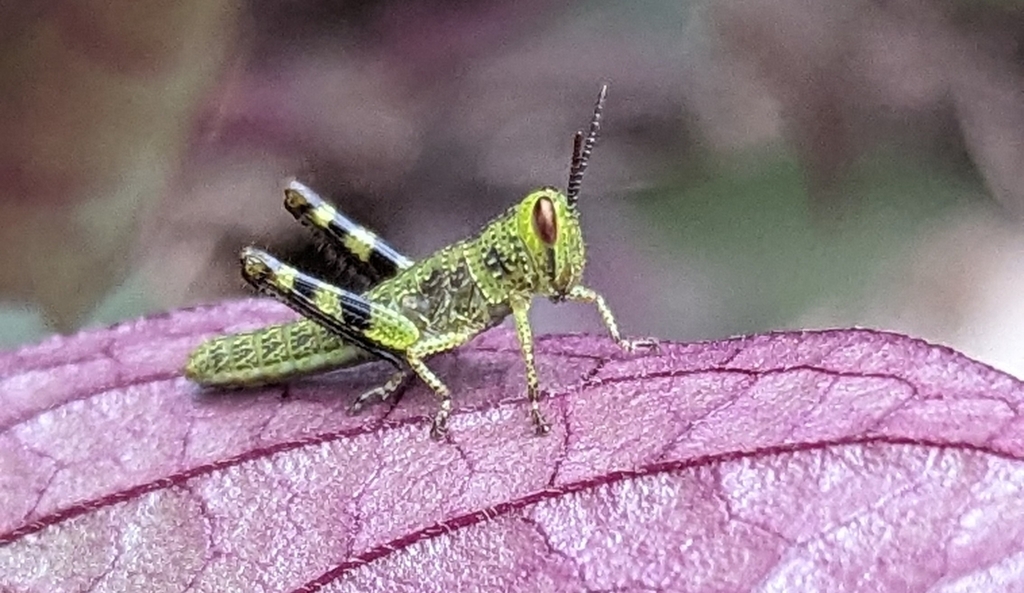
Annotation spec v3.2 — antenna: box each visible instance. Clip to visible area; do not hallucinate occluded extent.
[566,84,607,207]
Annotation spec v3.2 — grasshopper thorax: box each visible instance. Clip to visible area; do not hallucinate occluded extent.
[515,186,586,299]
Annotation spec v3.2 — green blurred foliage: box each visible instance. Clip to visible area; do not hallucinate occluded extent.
[639,143,984,334]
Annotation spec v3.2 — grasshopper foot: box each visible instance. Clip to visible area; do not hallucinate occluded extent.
[348,389,377,415]
[430,413,449,440]
[531,407,551,436]
[619,337,660,354]
[430,399,452,440]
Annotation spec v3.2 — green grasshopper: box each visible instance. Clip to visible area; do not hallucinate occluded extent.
[184,85,653,438]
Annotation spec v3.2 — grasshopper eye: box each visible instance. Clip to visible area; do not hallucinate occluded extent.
[533,197,557,245]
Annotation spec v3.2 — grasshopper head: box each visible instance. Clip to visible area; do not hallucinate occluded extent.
[515,187,586,298]
[517,83,607,299]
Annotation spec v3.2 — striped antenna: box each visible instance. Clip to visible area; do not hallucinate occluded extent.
[566,84,607,207]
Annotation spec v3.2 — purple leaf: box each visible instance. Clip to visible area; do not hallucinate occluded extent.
[2,299,1023,592]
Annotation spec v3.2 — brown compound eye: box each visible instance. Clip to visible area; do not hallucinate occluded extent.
[533,196,557,245]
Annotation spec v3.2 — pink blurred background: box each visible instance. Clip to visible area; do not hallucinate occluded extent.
[3,0,1024,375]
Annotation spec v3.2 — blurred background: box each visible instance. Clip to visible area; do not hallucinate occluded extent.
[3,0,1024,375]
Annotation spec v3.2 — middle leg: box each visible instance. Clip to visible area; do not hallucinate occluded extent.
[404,329,481,439]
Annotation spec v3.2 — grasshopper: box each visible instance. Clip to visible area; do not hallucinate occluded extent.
[184,85,653,438]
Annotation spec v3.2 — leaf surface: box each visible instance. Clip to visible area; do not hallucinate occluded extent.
[1,299,1023,592]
